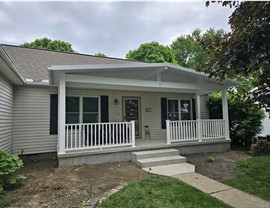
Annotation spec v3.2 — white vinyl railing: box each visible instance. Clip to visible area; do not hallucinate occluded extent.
[166,119,225,144]
[201,119,225,139]
[65,121,135,150]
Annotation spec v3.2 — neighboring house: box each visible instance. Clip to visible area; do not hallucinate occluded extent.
[0,44,237,166]
[260,112,270,136]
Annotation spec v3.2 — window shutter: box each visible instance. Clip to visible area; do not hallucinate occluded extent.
[192,98,196,120]
[50,94,58,134]
[161,97,167,129]
[101,95,109,122]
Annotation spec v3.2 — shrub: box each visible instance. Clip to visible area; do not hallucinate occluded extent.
[208,92,265,147]
[0,151,26,193]
[207,156,215,162]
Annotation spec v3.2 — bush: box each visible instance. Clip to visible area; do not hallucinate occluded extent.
[208,92,265,147]
[0,151,26,193]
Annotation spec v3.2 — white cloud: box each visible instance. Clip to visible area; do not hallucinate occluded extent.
[0,2,234,58]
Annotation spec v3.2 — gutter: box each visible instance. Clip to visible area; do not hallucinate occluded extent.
[0,45,25,84]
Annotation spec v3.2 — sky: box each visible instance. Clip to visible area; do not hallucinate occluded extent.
[0,1,234,58]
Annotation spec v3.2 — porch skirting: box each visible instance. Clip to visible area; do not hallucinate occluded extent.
[58,139,230,167]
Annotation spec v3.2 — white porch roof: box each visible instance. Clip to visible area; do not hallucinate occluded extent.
[49,63,238,94]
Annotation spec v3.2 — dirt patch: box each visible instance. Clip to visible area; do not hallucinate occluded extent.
[8,160,149,208]
[185,150,251,180]
[7,150,251,207]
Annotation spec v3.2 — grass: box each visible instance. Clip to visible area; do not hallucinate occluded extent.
[0,192,16,208]
[222,155,270,201]
[99,176,231,208]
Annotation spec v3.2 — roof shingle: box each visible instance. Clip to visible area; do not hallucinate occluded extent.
[1,44,138,81]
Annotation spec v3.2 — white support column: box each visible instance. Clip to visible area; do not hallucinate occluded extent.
[166,120,171,144]
[58,73,66,154]
[222,88,230,140]
[195,94,201,120]
[196,94,202,142]
[131,121,136,147]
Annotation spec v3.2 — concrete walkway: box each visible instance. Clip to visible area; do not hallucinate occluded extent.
[143,165,270,208]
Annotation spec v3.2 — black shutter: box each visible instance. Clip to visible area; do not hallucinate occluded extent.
[50,94,58,134]
[192,98,196,120]
[101,95,109,122]
[161,97,168,129]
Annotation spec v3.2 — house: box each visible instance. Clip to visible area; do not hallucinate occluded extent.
[260,112,270,136]
[0,44,237,166]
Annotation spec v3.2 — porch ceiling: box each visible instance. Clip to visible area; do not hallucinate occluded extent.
[49,63,239,94]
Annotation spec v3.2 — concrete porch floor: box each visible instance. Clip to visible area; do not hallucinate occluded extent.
[58,138,231,167]
[135,138,166,147]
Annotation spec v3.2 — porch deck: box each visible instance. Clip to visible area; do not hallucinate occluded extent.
[58,137,230,166]
[58,119,230,166]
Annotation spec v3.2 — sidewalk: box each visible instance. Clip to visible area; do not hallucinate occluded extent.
[146,165,270,208]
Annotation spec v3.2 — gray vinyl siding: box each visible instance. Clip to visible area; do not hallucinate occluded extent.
[0,73,13,153]
[200,95,209,119]
[13,86,57,155]
[66,88,196,140]
[12,86,211,154]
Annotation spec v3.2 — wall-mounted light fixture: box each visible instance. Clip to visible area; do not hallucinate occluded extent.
[114,98,119,105]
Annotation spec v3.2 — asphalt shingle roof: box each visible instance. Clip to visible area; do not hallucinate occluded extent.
[1,44,138,81]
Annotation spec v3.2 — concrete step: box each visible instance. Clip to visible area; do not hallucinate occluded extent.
[137,155,186,168]
[132,149,179,161]
[143,163,195,176]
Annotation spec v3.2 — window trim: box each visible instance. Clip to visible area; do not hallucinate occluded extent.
[179,99,193,120]
[66,95,100,124]
[166,98,193,121]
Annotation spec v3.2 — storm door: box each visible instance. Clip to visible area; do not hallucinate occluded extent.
[123,97,141,137]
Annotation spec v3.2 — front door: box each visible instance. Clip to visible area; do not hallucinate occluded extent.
[123,97,141,137]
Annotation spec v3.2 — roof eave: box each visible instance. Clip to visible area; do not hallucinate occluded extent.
[0,45,25,84]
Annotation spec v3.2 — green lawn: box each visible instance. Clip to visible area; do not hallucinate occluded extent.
[99,176,231,208]
[222,155,270,201]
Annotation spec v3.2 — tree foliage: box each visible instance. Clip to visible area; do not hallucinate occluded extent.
[199,1,270,114]
[126,41,176,63]
[22,37,76,53]
[94,52,107,57]
[171,29,208,69]
[171,28,227,69]
[208,91,265,147]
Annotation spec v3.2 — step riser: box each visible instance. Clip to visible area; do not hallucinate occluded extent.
[139,158,187,168]
[132,151,179,161]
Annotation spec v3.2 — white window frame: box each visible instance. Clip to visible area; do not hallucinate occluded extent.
[81,96,100,123]
[167,98,193,121]
[179,99,193,120]
[66,95,100,124]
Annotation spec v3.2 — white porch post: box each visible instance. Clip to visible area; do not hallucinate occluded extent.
[196,94,202,142]
[222,88,230,140]
[166,120,171,144]
[131,120,136,147]
[58,73,66,154]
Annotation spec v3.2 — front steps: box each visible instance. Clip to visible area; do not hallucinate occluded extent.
[132,149,195,175]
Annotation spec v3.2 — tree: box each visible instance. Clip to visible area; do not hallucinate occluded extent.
[171,29,208,69]
[94,52,107,57]
[126,41,176,63]
[208,90,265,147]
[171,28,227,69]
[199,1,270,114]
[22,37,76,53]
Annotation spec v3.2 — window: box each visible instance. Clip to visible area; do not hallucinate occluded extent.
[83,97,99,123]
[66,96,99,124]
[180,100,192,120]
[66,97,80,124]
[167,99,179,121]
[166,99,192,121]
